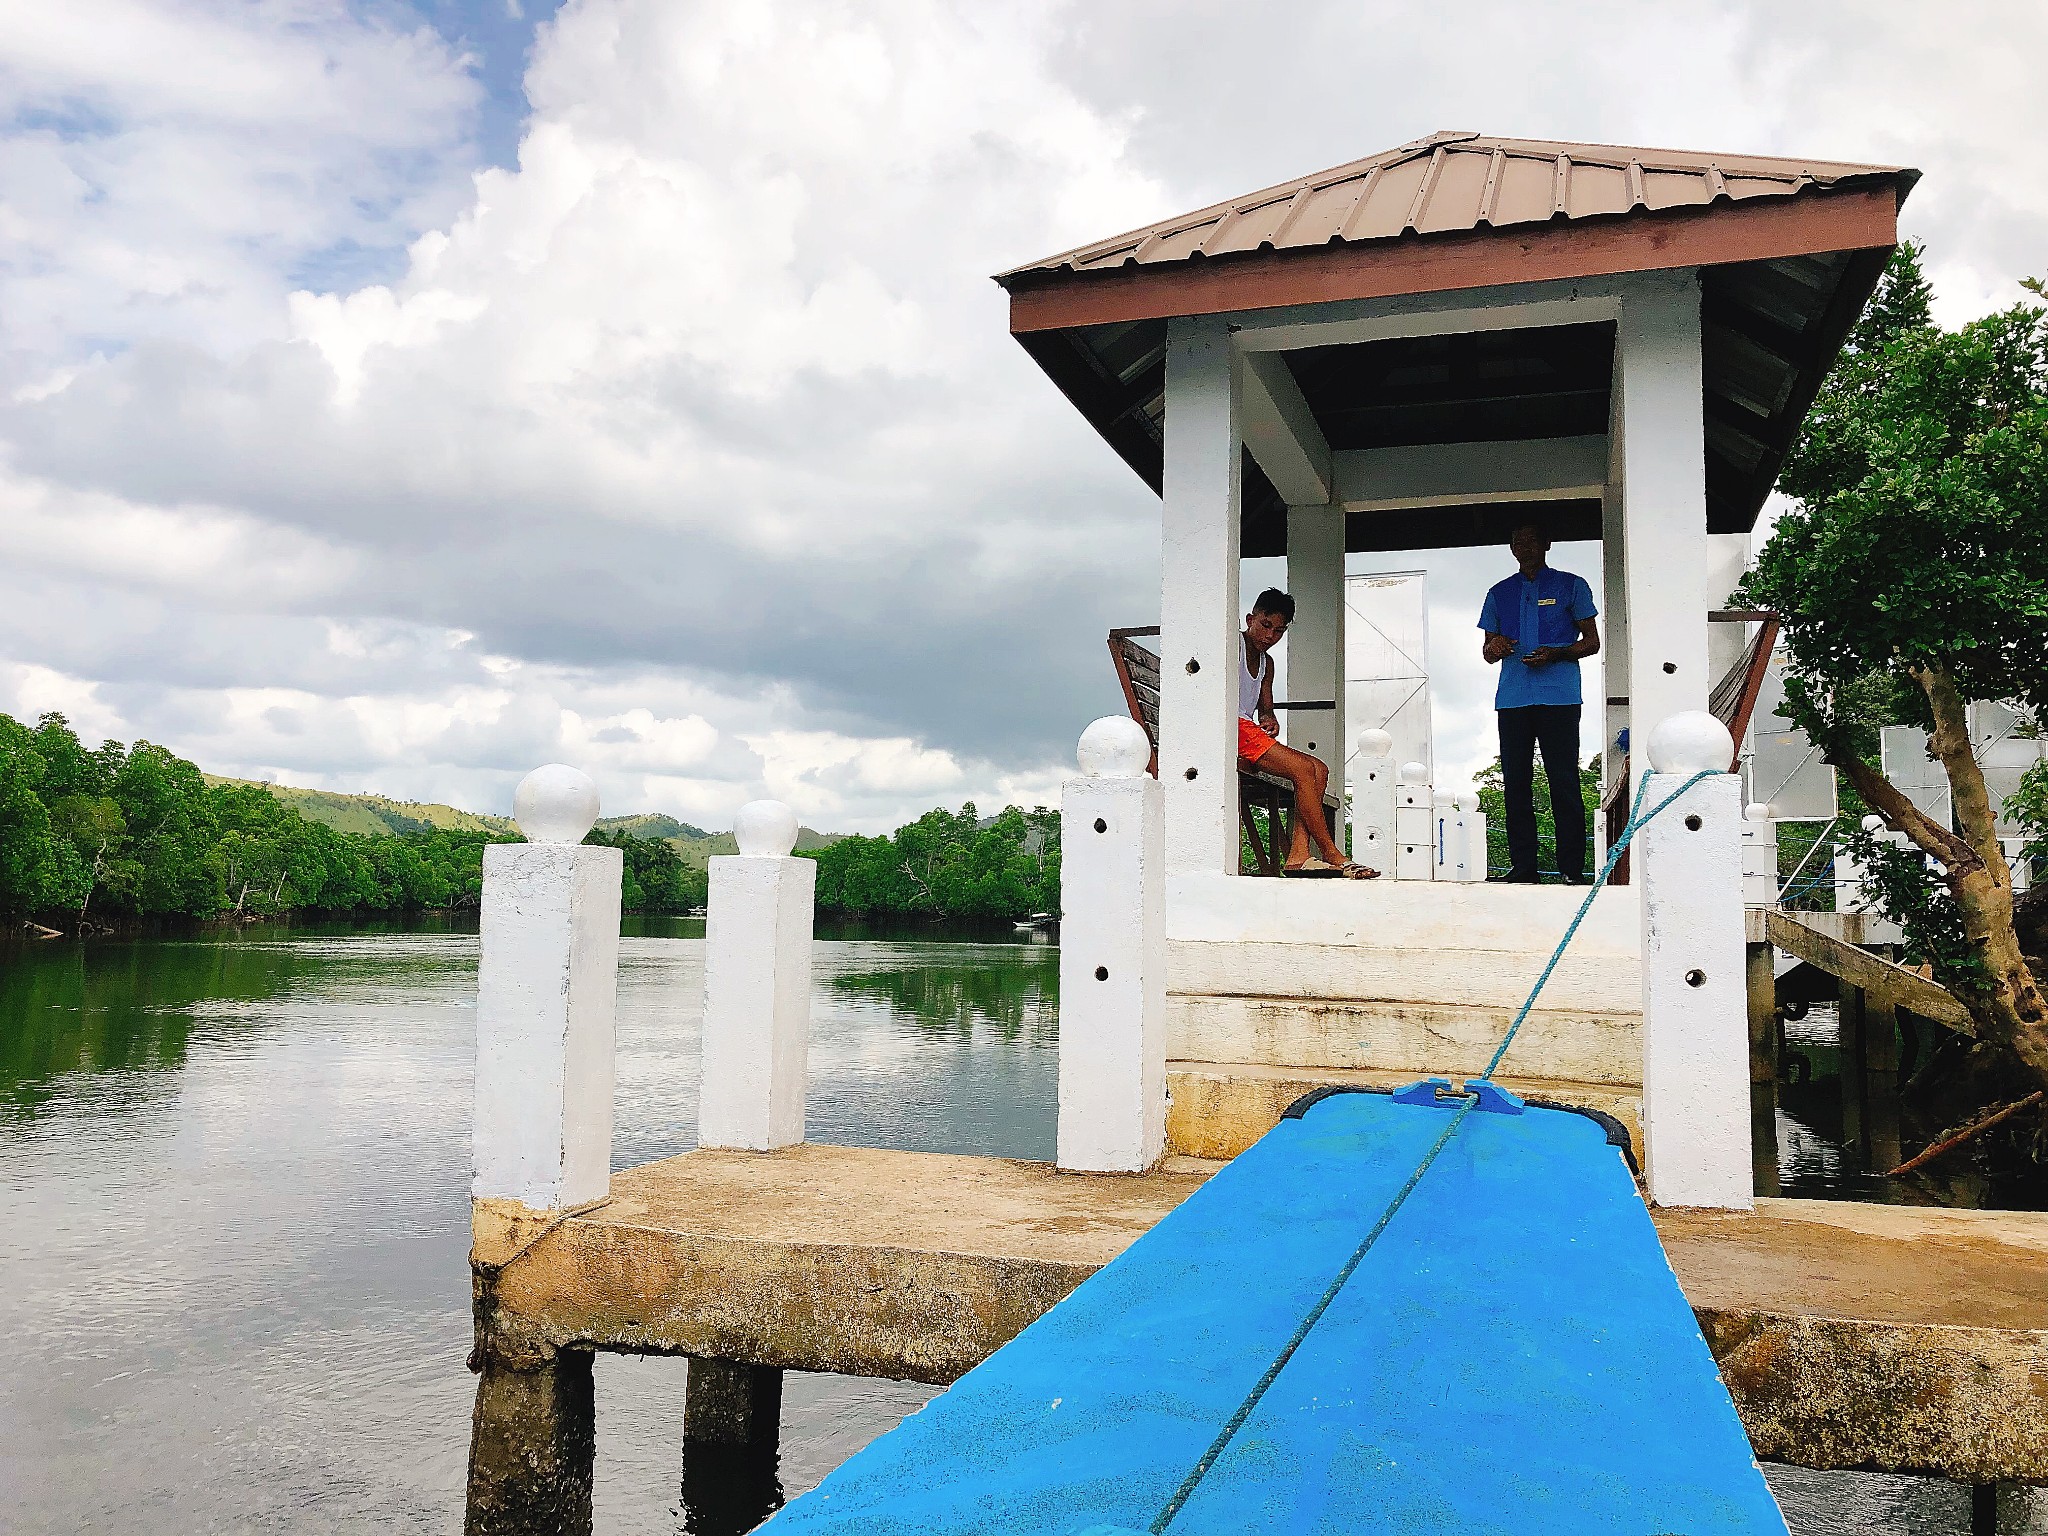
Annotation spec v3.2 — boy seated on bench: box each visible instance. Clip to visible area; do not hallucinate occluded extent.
[1239,588,1377,878]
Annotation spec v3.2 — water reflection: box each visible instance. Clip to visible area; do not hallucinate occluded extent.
[1,927,2032,1535]
[824,955,1058,1043]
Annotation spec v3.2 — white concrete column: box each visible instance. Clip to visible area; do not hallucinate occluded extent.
[1600,432,1630,805]
[1394,761,1434,881]
[1159,314,1242,876]
[1058,717,1166,1173]
[1617,274,1711,759]
[700,800,814,1151]
[1638,715,1750,1210]
[1740,803,1778,907]
[1350,729,1397,875]
[473,765,621,1214]
[1436,791,1486,882]
[1285,503,1346,836]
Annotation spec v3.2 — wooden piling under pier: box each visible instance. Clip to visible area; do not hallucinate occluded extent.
[472,1143,2048,1488]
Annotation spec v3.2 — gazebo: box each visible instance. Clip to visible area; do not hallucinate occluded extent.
[996,131,1917,1175]
[999,129,1915,871]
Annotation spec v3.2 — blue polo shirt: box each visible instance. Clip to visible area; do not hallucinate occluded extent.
[1478,565,1599,709]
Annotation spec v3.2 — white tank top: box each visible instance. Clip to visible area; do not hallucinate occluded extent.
[1238,638,1269,722]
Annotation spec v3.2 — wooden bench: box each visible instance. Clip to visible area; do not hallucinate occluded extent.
[1108,627,1342,877]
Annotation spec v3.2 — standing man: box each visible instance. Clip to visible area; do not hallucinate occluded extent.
[1479,521,1601,883]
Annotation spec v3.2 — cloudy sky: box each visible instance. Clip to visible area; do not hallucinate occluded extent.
[2,1,2042,833]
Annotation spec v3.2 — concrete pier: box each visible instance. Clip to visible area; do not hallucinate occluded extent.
[469,1142,2048,1489]
[465,1343,595,1536]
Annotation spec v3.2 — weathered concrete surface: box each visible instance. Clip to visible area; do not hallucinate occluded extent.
[1165,1060,1642,1161]
[1168,995,1643,1085]
[684,1357,783,1447]
[477,1145,2048,1482]
[1660,1199,2048,1481]
[466,1347,594,1536]
[1166,871,1642,1012]
[481,1145,1212,1384]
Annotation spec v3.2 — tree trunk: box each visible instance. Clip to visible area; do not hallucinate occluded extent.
[79,843,104,920]
[1911,665,2048,1086]
[1836,664,2048,1092]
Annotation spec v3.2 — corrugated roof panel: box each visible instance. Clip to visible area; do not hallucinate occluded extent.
[1643,168,1715,211]
[1204,193,1297,256]
[1150,223,1214,264]
[1491,154,1561,228]
[999,132,1914,284]
[1348,153,1432,239]
[1564,160,1632,220]
[1286,178,1369,245]
[1724,174,1798,202]
[1417,148,1492,233]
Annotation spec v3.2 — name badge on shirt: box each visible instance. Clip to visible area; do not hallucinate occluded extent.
[1537,598,1557,606]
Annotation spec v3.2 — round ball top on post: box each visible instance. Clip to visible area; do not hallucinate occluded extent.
[1644,711,1734,775]
[1432,788,1455,808]
[1454,790,1480,813]
[1744,802,1773,821]
[1077,716,1151,779]
[514,764,600,845]
[734,800,800,858]
[1862,813,1888,834]
[1355,728,1394,760]
[1398,760,1430,785]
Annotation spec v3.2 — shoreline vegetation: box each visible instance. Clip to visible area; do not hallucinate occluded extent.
[1,712,1063,935]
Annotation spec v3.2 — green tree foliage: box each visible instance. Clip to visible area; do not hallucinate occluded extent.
[807,803,1059,920]
[581,826,707,913]
[1738,244,2048,1082]
[1839,822,1982,988]
[0,714,88,916]
[0,712,700,927]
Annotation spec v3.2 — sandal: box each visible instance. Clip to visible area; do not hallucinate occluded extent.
[1284,857,1379,879]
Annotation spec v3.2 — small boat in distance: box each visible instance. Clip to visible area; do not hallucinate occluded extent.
[1012,912,1057,934]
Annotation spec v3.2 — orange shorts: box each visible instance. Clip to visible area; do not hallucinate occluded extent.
[1238,718,1276,763]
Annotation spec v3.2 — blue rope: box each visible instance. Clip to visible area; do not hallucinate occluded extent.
[1147,1093,1477,1535]
[1145,765,1717,1531]
[1476,769,1715,1083]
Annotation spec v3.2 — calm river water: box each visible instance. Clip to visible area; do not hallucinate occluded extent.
[0,922,2035,1533]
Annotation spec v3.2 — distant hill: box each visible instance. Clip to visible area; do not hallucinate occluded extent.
[596,812,711,841]
[207,776,841,856]
[665,825,840,871]
[204,776,515,837]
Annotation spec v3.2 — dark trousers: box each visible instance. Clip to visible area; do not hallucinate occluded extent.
[1498,704,1585,880]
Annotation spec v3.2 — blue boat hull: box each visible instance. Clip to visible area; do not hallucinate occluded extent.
[766,1090,1787,1534]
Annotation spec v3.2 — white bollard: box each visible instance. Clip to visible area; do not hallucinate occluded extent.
[1435,790,1486,883]
[1394,761,1434,880]
[1059,717,1166,1173]
[1638,714,1751,1210]
[1351,729,1397,873]
[700,800,814,1151]
[1740,803,1778,907]
[473,764,622,1215]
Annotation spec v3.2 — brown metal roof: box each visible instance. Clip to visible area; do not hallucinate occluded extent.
[997,132,1918,546]
[998,130,1914,283]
